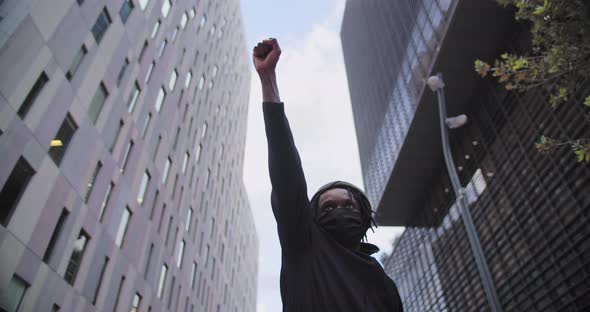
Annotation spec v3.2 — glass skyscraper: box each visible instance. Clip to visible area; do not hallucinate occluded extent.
[342,0,590,311]
[0,0,258,311]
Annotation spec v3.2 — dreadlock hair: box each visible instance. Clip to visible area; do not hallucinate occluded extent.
[310,181,377,241]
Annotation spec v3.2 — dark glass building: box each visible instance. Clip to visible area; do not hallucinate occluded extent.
[0,0,258,311]
[342,0,590,311]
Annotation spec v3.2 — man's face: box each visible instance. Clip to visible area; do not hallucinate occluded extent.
[318,188,359,214]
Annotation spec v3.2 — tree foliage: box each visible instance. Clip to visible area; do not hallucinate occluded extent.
[474,0,590,163]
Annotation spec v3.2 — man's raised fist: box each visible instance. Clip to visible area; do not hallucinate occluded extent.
[253,38,281,76]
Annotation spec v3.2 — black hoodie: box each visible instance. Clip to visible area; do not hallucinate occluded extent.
[263,102,403,312]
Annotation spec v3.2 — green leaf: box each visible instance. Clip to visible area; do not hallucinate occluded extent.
[533,5,546,15]
[584,96,590,107]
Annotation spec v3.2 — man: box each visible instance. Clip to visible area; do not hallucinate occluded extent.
[254,38,403,311]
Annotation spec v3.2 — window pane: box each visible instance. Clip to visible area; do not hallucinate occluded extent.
[155,87,166,112]
[142,113,152,138]
[49,114,78,165]
[127,81,141,113]
[171,27,179,42]
[198,15,206,31]
[169,69,178,91]
[138,40,148,62]
[185,71,192,88]
[115,206,132,247]
[195,144,202,162]
[180,12,188,29]
[189,8,195,18]
[131,293,142,312]
[88,83,108,124]
[161,0,171,17]
[66,45,87,80]
[0,275,28,312]
[43,208,69,262]
[186,207,192,231]
[92,256,109,304]
[117,58,130,87]
[0,157,35,226]
[162,157,171,184]
[110,120,124,152]
[181,152,189,173]
[137,171,150,204]
[198,75,205,90]
[18,71,49,119]
[99,182,114,222]
[190,262,197,288]
[64,231,89,285]
[121,141,134,172]
[201,122,207,139]
[85,161,102,202]
[119,0,134,23]
[157,40,167,58]
[151,20,161,39]
[92,8,112,43]
[138,0,149,10]
[145,61,155,83]
[176,240,185,267]
[157,264,168,298]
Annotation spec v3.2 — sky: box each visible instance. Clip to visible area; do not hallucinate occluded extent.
[239,1,405,311]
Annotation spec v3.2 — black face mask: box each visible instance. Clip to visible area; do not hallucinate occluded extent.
[317,207,366,249]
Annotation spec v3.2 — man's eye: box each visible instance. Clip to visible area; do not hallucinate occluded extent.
[345,204,354,209]
[324,206,334,211]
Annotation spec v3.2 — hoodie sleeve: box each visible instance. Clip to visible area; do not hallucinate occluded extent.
[263,102,312,252]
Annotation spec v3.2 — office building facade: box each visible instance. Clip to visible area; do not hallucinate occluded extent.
[342,0,589,311]
[0,0,258,311]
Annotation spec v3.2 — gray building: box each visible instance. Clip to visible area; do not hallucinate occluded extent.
[0,0,258,311]
[342,0,590,311]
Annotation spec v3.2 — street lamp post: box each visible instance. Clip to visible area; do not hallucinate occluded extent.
[427,73,503,312]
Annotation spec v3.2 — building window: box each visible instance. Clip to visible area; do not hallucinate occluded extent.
[195,144,202,162]
[201,122,207,139]
[145,61,155,83]
[177,240,185,268]
[157,264,168,298]
[91,7,112,43]
[110,119,124,153]
[162,157,171,184]
[190,262,197,288]
[43,208,69,263]
[151,20,161,39]
[18,71,49,119]
[212,65,218,78]
[155,87,166,112]
[0,275,28,312]
[0,157,35,226]
[121,140,134,172]
[138,40,148,62]
[182,152,189,173]
[49,114,78,166]
[115,206,132,247]
[169,69,178,91]
[127,81,141,113]
[119,0,134,24]
[149,190,159,220]
[184,206,193,232]
[66,45,87,80]
[198,15,206,31]
[153,135,162,160]
[85,161,102,202]
[138,0,149,10]
[161,0,171,17]
[89,83,108,124]
[131,293,142,312]
[157,39,167,58]
[137,171,150,204]
[180,12,188,29]
[142,113,152,138]
[99,182,113,222]
[92,256,109,304]
[171,27,179,42]
[144,243,154,278]
[189,8,195,18]
[64,230,90,285]
[173,127,181,150]
[184,71,192,88]
[116,58,130,87]
[198,75,205,90]
[205,168,210,188]
[113,276,125,311]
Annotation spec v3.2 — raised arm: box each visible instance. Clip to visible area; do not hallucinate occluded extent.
[254,38,311,252]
